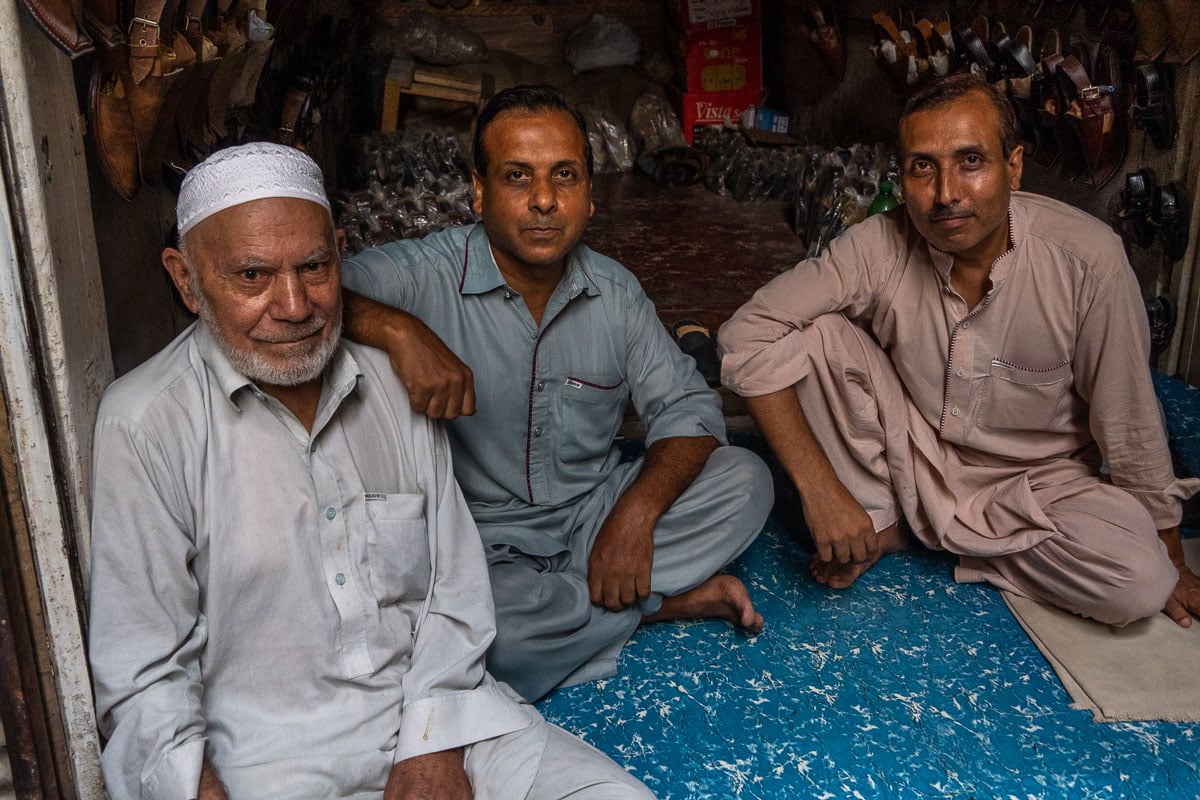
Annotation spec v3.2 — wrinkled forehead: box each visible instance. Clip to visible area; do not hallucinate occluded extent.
[183,196,336,260]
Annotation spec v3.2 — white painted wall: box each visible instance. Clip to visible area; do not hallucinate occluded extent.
[0,1,114,797]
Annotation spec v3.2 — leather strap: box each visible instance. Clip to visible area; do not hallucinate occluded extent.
[277,81,311,146]
[128,0,174,83]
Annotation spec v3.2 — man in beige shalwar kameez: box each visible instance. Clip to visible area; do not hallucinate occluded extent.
[719,75,1200,628]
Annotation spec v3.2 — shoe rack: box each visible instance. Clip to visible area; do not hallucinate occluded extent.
[379,0,653,16]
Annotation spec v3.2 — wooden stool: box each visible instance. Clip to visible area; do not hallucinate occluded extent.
[380,58,491,132]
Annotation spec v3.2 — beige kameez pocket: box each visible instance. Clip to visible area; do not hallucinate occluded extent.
[365,492,431,606]
[984,359,1072,431]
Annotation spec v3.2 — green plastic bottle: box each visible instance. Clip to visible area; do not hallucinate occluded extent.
[867,179,900,216]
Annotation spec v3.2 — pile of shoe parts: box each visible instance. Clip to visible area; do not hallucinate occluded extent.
[695,127,899,257]
[336,129,478,254]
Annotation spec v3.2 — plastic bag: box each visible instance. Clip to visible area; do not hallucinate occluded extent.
[629,92,687,156]
[585,109,635,172]
[565,14,640,72]
[374,11,487,66]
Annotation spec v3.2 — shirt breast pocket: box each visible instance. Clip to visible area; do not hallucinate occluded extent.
[559,376,627,465]
[984,359,1072,432]
[365,492,431,606]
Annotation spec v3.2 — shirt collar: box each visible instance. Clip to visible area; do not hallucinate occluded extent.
[194,320,361,409]
[460,222,601,300]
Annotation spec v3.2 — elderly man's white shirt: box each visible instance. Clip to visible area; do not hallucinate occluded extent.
[88,322,536,800]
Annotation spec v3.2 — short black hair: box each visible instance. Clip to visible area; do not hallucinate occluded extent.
[900,74,1019,159]
[472,84,594,178]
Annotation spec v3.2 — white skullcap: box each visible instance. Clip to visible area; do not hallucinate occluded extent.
[176,142,331,238]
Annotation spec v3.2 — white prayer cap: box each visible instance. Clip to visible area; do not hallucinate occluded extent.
[176,142,331,239]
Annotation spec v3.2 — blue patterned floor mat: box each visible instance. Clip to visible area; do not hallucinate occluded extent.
[538,372,1200,800]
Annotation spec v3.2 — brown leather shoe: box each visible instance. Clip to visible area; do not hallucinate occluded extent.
[89,43,141,200]
[19,0,93,57]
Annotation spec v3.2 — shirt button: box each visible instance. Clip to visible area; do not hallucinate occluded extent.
[534,426,543,437]
[537,381,545,391]
[950,406,961,417]
[961,322,970,330]
[325,507,337,520]
[956,368,965,378]
[335,573,346,586]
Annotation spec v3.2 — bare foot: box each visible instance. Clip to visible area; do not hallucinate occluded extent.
[809,522,909,589]
[642,574,765,634]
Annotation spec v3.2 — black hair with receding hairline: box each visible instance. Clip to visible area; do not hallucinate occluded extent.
[472,84,594,178]
[900,74,1020,159]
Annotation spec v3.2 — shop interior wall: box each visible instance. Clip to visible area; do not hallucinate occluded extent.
[91,0,1188,378]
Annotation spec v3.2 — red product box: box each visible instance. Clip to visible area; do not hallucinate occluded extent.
[670,0,761,30]
[671,21,762,95]
[671,85,763,144]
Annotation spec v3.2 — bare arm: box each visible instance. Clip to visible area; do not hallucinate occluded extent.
[588,435,718,610]
[384,749,471,800]
[743,387,879,565]
[342,290,476,419]
[1160,526,1199,628]
[198,759,229,800]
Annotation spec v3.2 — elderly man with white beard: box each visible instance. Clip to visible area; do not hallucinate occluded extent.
[86,142,655,800]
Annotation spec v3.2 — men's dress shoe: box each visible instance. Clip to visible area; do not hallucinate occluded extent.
[1119,168,1158,250]
[1147,295,1176,363]
[1135,62,1176,149]
[18,0,93,57]
[1154,181,1190,263]
[673,321,721,386]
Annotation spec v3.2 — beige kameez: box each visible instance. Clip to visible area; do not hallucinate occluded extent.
[720,192,1196,624]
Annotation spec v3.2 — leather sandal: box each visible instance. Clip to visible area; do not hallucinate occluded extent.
[953,20,993,79]
[1035,0,1080,21]
[807,0,845,79]
[89,42,142,199]
[1055,51,1124,187]
[872,11,917,92]
[18,0,93,57]
[1153,181,1190,263]
[1118,168,1157,250]
[672,320,721,386]
[1033,29,1064,167]
[1134,62,1176,149]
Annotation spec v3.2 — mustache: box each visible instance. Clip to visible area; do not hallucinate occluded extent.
[928,204,976,221]
[252,316,329,343]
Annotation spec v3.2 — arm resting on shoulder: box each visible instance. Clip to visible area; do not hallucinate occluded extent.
[385,749,471,800]
[743,388,879,565]
[1160,526,1200,628]
[588,435,718,610]
[342,289,475,419]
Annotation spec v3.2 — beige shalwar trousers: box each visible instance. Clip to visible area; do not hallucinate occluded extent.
[795,314,1177,626]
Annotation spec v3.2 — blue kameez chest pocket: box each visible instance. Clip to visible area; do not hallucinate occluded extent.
[365,492,431,606]
[558,376,627,464]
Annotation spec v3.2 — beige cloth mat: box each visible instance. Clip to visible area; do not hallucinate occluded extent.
[1002,538,1200,722]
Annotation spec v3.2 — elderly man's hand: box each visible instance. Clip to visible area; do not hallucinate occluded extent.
[387,315,476,420]
[384,749,471,800]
